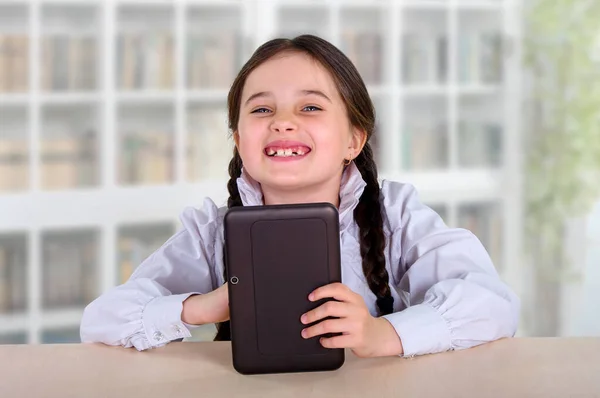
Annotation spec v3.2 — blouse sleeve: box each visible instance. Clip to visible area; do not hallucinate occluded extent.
[79,198,226,351]
[380,181,520,357]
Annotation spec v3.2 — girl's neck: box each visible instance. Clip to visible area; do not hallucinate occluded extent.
[261,177,342,209]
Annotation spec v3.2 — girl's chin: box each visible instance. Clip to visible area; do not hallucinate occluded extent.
[257,174,314,190]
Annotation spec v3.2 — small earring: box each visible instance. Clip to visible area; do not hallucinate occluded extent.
[343,158,352,166]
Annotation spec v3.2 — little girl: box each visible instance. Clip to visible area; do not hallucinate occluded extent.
[80,34,520,358]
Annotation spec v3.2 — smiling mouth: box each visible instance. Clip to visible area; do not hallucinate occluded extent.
[264,146,312,158]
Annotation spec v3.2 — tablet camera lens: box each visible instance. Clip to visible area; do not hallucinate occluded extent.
[230,276,239,285]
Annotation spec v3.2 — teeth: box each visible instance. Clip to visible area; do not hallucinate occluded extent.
[266,147,309,157]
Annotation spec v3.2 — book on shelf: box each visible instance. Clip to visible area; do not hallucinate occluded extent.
[41,328,81,344]
[0,34,29,93]
[119,131,174,185]
[187,32,243,89]
[0,242,27,315]
[0,332,27,345]
[117,32,174,90]
[458,32,503,85]
[0,139,29,192]
[340,31,383,85]
[42,235,97,310]
[458,205,503,272]
[118,238,151,284]
[402,120,448,170]
[41,35,97,91]
[458,120,502,168]
[370,120,383,165]
[118,228,174,284]
[402,33,447,84]
[187,107,231,181]
[40,130,98,190]
[428,204,448,224]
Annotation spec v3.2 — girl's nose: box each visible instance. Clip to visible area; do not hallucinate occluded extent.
[270,115,298,133]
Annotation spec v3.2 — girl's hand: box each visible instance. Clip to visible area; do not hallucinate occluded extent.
[181,283,229,325]
[300,282,403,358]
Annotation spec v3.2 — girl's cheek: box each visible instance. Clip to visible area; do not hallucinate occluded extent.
[241,118,266,134]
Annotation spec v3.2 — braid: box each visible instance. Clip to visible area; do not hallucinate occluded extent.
[214,147,243,342]
[353,143,394,316]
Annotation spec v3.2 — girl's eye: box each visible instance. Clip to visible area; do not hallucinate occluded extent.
[251,108,271,114]
[303,105,322,112]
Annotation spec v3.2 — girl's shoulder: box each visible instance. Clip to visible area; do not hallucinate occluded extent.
[380,178,419,202]
[378,179,429,232]
[178,197,229,242]
[379,178,421,210]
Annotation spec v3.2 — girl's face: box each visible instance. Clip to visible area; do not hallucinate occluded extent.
[234,51,365,199]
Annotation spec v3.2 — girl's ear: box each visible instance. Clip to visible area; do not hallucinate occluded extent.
[233,130,240,149]
[349,127,367,159]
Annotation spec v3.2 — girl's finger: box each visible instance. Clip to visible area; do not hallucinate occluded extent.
[319,334,356,349]
[301,300,350,325]
[301,318,351,339]
[309,282,358,304]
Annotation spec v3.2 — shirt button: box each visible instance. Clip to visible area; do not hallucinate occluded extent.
[153,331,164,341]
[173,325,183,335]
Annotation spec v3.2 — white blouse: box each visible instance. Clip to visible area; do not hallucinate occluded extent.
[80,162,520,357]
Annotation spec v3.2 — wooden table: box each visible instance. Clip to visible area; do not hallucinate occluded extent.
[1,338,599,397]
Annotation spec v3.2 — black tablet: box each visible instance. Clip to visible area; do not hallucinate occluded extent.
[223,202,345,375]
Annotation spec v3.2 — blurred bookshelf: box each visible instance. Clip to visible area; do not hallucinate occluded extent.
[0,234,28,316]
[117,222,175,284]
[0,332,27,345]
[116,5,174,92]
[41,229,98,310]
[0,0,524,343]
[41,4,99,93]
[117,103,175,185]
[187,103,231,182]
[41,103,99,190]
[41,327,81,344]
[0,105,29,192]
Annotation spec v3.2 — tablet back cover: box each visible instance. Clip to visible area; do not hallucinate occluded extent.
[224,203,344,374]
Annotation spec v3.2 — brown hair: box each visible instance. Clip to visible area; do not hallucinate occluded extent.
[215,34,393,341]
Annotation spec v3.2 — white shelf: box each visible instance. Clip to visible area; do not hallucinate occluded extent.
[0,87,501,105]
[186,0,244,5]
[270,0,337,9]
[455,1,504,11]
[401,0,504,11]
[0,308,82,333]
[117,91,176,104]
[458,84,501,96]
[0,0,522,343]
[402,1,450,10]
[0,172,505,231]
[382,169,503,202]
[186,89,229,102]
[0,182,228,231]
[0,313,27,334]
[0,94,28,106]
[403,85,448,96]
[39,92,99,105]
[36,0,100,5]
[366,86,391,97]
[401,84,500,96]
[39,307,84,329]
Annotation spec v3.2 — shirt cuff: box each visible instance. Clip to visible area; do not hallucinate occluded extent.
[142,293,197,348]
[382,303,453,357]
